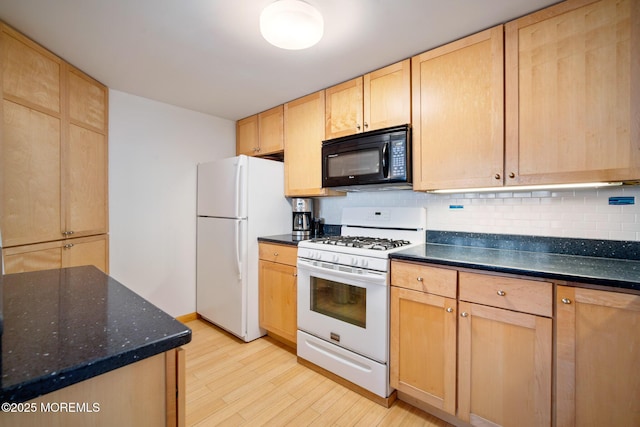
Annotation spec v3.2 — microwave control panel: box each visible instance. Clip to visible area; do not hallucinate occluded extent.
[389,139,407,179]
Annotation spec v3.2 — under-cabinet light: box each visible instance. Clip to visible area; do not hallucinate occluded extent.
[428,182,624,194]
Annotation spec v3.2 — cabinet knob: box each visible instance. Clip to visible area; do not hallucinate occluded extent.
[356,124,361,131]
[273,252,279,256]
[561,298,572,304]
[416,277,423,282]
[446,307,454,313]
[509,172,516,179]
[364,122,369,129]
[494,173,501,180]
[63,243,74,249]
[62,230,75,236]
[497,290,506,296]
[461,312,469,318]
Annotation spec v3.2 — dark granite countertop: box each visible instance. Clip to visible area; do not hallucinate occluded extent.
[0,266,192,403]
[258,234,307,246]
[391,243,640,292]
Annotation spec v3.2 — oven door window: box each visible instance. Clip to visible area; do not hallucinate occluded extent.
[327,149,380,178]
[310,276,366,328]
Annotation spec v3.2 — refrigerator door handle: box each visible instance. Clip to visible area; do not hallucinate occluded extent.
[235,161,243,217]
[235,220,242,280]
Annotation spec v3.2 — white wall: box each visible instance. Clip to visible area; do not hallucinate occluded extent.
[109,90,235,317]
[318,186,640,241]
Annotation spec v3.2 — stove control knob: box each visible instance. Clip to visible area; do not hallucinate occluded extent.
[360,259,368,268]
[351,257,358,266]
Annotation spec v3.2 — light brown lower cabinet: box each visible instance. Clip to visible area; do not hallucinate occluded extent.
[390,262,457,415]
[457,272,552,427]
[390,261,553,427]
[556,285,640,427]
[2,234,109,274]
[258,242,297,346]
[457,301,552,427]
[390,286,457,414]
[0,348,185,427]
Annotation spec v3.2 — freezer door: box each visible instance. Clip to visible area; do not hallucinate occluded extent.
[197,156,247,218]
[196,216,248,339]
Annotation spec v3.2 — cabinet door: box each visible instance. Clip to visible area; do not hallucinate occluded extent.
[3,241,62,274]
[505,0,640,185]
[68,67,107,132]
[66,124,108,237]
[3,235,109,274]
[325,76,363,139]
[258,260,297,344]
[1,100,62,247]
[236,114,258,156]
[458,301,552,427]
[1,24,61,113]
[556,285,640,427]
[257,105,284,156]
[63,234,109,273]
[390,286,457,415]
[364,59,411,132]
[284,91,343,197]
[412,25,504,191]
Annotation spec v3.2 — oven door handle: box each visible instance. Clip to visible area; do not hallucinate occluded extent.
[297,259,387,287]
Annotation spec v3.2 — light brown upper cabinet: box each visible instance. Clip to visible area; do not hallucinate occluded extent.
[236,114,258,156]
[325,59,411,140]
[66,68,108,239]
[505,0,640,186]
[1,24,108,248]
[283,91,343,197]
[236,105,284,157]
[412,26,504,191]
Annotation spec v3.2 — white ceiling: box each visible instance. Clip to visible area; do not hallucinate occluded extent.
[0,0,560,121]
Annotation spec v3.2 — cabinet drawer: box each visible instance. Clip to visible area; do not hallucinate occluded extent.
[258,243,297,266]
[391,261,457,298]
[459,272,552,317]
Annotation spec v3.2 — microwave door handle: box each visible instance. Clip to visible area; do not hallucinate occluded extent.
[382,142,389,178]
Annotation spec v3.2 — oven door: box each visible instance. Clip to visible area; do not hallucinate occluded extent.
[297,257,389,363]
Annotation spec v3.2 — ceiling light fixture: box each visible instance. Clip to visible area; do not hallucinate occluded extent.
[260,0,324,50]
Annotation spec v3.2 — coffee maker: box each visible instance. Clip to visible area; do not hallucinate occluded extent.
[292,198,313,239]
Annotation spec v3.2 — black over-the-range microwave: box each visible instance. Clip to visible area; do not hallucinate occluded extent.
[321,124,411,190]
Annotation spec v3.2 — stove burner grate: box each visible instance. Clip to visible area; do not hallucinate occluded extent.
[310,235,412,251]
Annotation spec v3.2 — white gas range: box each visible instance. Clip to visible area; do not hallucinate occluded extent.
[296,207,426,399]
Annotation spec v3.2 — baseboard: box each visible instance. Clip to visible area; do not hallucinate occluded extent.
[175,313,198,323]
[396,391,471,427]
[266,331,296,350]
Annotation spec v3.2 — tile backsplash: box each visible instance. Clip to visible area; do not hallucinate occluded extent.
[316,186,640,242]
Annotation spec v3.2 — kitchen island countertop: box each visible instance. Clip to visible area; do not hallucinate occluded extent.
[391,243,640,292]
[0,266,192,403]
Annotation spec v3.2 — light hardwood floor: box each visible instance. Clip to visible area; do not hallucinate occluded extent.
[184,319,452,426]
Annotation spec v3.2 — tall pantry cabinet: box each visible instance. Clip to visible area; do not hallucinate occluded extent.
[1,23,109,274]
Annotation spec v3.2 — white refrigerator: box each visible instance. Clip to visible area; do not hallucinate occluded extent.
[196,155,291,342]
